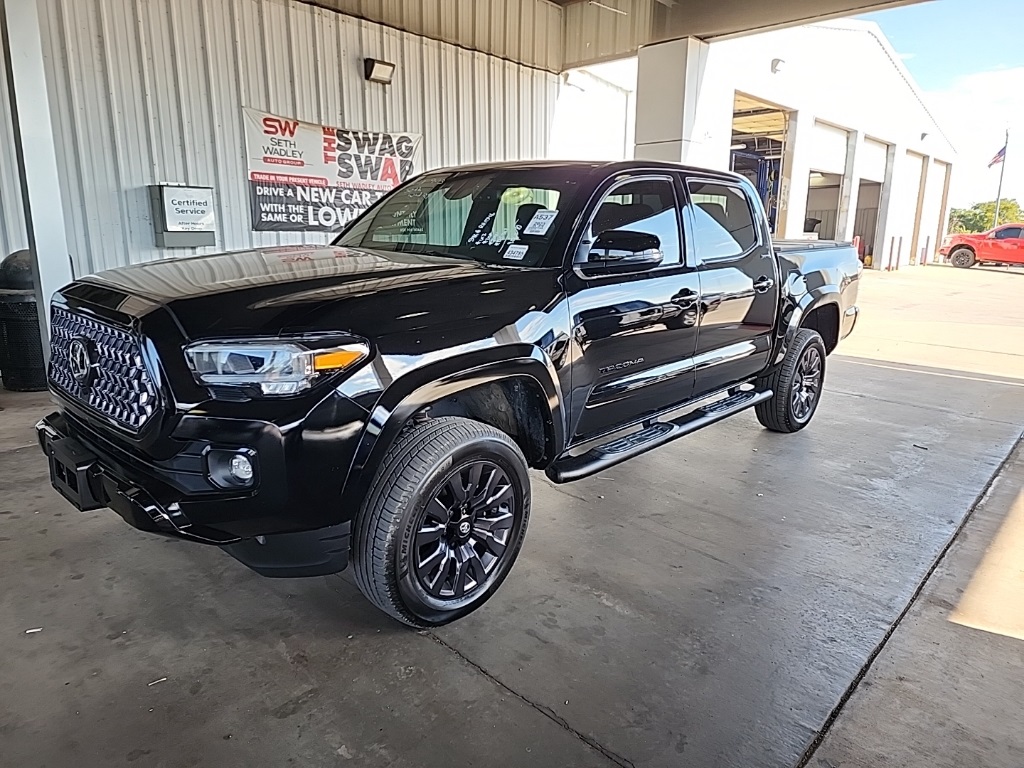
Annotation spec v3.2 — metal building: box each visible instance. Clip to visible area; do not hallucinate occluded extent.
[1,0,927,341]
[551,20,955,270]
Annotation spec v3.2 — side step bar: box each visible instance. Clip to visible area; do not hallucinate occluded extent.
[545,389,773,484]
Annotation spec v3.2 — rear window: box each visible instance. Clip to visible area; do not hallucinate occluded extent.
[687,181,758,260]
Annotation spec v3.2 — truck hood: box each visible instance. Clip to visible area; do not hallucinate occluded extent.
[80,245,564,349]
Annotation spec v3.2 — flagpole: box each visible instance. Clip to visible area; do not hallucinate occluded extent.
[994,129,1008,227]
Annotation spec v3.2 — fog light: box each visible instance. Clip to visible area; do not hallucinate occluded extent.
[206,448,257,489]
[230,454,254,482]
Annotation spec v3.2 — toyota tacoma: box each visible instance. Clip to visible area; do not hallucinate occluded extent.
[37,161,860,627]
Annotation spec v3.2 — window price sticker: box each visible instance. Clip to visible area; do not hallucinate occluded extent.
[504,244,529,261]
[523,209,558,236]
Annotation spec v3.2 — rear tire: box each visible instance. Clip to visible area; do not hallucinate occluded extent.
[755,328,826,433]
[352,416,531,628]
[950,247,976,268]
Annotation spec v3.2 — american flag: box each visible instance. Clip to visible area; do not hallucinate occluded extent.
[988,145,1006,168]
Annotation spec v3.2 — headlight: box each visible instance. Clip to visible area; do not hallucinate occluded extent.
[185,338,369,396]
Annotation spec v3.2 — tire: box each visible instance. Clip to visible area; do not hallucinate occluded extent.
[755,328,827,433]
[950,247,976,268]
[351,416,531,628]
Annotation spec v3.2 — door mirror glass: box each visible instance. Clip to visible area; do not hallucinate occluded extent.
[589,230,664,267]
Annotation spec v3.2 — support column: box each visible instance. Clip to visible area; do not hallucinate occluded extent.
[836,131,862,242]
[777,110,815,240]
[1,0,72,354]
[634,37,711,163]
[908,154,930,266]
[871,143,899,270]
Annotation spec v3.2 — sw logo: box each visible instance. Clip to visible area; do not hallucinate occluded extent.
[262,117,299,137]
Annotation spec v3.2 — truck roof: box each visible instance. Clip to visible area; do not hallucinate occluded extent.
[429,158,747,184]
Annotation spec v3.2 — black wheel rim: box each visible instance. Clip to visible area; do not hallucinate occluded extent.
[791,346,822,422]
[413,461,516,600]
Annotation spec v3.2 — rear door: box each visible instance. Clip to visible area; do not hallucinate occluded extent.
[684,177,780,398]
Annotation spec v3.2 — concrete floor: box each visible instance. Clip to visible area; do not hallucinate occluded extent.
[1,264,1022,767]
[812,440,1024,768]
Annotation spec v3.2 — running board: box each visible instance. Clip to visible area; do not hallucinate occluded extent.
[546,389,773,484]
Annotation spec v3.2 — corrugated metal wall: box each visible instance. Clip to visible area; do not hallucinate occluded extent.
[310,0,564,72]
[549,69,631,160]
[19,0,559,276]
[0,31,28,259]
[563,0,652,69]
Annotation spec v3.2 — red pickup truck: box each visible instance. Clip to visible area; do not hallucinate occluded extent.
[941,224,1024,267]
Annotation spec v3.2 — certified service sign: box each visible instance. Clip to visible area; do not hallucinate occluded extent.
[161,187,215,233]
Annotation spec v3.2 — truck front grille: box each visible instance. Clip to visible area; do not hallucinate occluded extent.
[48,306,159,432]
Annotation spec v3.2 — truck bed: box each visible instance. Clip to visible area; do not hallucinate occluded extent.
[774,240,855,253]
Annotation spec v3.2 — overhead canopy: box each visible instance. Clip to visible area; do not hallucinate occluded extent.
[311,0,930,71]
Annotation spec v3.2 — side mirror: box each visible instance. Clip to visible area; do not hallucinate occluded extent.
[588,230,664,269]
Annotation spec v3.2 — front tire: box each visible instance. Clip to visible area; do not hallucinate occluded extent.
[950,247,976,268]
[755,328,826,433]
[352,416,531,628]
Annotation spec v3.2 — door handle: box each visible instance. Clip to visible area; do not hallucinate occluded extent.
[753,276,775,294]
[671,288,699,310]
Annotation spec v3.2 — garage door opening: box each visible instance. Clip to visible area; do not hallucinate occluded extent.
[853,179,881,261]
[730,93,788,233]
[804,171,843,239]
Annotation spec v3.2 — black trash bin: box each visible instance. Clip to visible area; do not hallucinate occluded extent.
[0,251,48,392]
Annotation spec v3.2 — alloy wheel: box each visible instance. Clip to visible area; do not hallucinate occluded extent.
[413,461,516,600]
[791,346,823,422]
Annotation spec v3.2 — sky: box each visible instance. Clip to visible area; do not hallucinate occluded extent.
[861,0,1024,208]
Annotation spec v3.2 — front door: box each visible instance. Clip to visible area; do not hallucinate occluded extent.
[566,175,701,443]
[989,225,1024,264]
[684,177,780,398]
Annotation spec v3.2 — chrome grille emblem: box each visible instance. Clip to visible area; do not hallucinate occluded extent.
[68,338,95,386]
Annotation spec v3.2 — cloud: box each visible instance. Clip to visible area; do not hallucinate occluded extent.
[898,52,916,61]
[926,67,1024,207]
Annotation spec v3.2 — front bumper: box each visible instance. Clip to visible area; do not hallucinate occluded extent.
[36,405,363,577]
[37,412,238,544]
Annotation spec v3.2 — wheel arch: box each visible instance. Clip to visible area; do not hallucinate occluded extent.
[774,288,842,364]
[800,302,841,353]
[341,348,564,512]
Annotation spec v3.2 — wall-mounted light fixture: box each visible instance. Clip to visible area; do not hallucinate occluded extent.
[364,58,396,85]
[771,58,785,74]
[920,132,929,141]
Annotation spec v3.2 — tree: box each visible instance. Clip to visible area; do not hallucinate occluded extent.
[949,199,1022,233]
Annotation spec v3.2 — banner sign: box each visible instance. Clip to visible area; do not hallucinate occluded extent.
[243,108,422,233]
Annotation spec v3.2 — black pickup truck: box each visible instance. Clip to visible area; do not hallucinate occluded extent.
[37,161,860,627]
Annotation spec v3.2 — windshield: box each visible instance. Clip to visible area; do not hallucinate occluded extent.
[334,169,581,267]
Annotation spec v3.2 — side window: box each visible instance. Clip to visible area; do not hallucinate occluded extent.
[687,181,759,260]
[589,179,681,265]
[994,227,1022,240]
